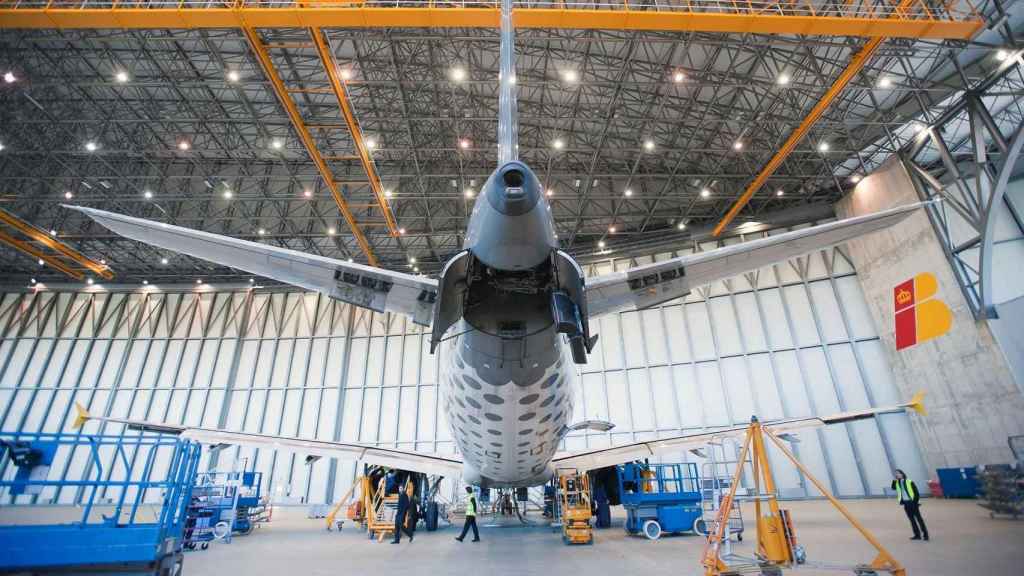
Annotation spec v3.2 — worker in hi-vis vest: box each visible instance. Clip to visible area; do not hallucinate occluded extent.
[455,485,480,542]
[891,469,929,541]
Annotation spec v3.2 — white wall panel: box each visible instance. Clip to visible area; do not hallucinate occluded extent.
[0,245,926,503]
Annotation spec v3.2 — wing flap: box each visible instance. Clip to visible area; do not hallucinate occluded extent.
[66,205,437,325]
[586,202,925,318]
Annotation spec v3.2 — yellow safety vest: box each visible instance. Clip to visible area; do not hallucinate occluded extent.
[896,479,917,503]
[466,496,476,517]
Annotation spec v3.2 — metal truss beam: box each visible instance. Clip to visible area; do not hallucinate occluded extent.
[243,26,380,265]
[0,208,113,280]
[0,3,983,40]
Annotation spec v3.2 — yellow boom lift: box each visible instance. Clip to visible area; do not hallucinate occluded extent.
[557,469,593,545]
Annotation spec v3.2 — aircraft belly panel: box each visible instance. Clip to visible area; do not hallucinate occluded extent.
[442,320,575,486]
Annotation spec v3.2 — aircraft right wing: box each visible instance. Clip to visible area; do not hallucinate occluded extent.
[66,205,438,326]
[551,393,926,473]
[585,202,926,318]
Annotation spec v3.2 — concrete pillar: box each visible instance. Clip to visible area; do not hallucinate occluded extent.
[835,156,1024,469]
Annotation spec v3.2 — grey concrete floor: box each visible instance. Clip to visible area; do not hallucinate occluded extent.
[181,499,1024,576]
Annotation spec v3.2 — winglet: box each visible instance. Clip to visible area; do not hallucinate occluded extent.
[905,391,927,416]
[73,402,91,429]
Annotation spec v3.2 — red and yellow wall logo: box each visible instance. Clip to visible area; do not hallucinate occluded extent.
[894,272,953,351]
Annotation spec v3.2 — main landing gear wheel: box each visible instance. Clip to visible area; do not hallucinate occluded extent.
[642,519,662,540]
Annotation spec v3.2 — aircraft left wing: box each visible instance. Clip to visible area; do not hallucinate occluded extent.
[73,403,462,477]
[550,393,925,473]
[65,205,437,326]
[585,202,926,318]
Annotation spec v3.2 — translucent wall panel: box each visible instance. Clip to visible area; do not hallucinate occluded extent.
[0,241,928,504]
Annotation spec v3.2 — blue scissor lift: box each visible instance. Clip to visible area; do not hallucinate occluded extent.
[0,431,201,574]
[618,462,704,540]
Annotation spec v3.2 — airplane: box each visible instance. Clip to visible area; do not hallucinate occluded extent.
[68,0,927,489]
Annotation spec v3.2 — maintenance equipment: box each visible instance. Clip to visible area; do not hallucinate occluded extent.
[0,431,200,575]
[186,469,266,544]
[618,462,703,540]
[701,417,906,576]
[697,441,746,541]
[556,468,593,545]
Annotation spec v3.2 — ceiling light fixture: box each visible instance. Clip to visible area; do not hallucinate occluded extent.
[996,49,1009,62]
[327,227,336,235]
[624,189,633,197]
[178,141,190,151]
[776,189,785,197]
[552,138,564,150]
[398,227,406,235]
[677,222,686,230]
[546,189,553,197]
[85,141,98,152]
[818,141,830,152]
[733,140,744,151]
[451,67,466,82]
[64,191,73,200]
[160,257,169,265]
[223,189,233,199]
[850,174,862,184]
[701,188,711,198]
[86,278,94,285]
[877,76,892,89]
[597,240,606,248]
[384,189,393,198]
[340,68,353,81]
[115,71,129,83]
[777,74,790,85]
[608,226,616,233]
[562,70,578,83]
[3,72,15,83]
[643,140,655,151]
[365,138,377,150]
[673,71,685,83]
[464,189,474,198]
[459,139,471,149]
[271,139,283,150]
[144,190,153,199]
[304,189,312,198]
[227,70,241,82]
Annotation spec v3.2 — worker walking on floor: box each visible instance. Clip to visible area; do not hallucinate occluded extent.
[455,486,480,542]
[892,469,929,541]
[391,480,416,544]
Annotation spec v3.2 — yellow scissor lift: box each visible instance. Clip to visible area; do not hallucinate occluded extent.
[701,417,906,576]
[556,468,594,545]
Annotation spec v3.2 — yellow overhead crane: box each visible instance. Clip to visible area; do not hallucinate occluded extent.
[0,1,983,40]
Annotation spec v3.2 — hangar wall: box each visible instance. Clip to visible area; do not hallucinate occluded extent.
[836,157,1024,468]
[0,240,928,505]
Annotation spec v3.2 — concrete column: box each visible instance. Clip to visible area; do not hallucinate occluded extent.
[835,156,1024,469]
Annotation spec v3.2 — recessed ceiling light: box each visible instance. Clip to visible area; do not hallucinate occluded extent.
[327,227,336,235]
[160,257,169,265]
[677,222,686,230]
[450,67,466,82]
[227,70,241,82]
[818,141,830,152]
[144,190,153,199]
[3,72,15,83]
[340,68,353,81]
[776,189,784,197]
[996,49,1009,62]
[398,227,406,235]
[223,189,233,199]
[700,188,711,198]
[64,191,73,199]
[303,189,312,198]
[850,174,862,184]
[608,225,616,233]
[562,70,578,83]
[178,141,190,151]
[271,139,283,150]
[643,140,655,151]
[365,138,377,150]
[877,76,892,89]
[624,189,633,197]
[115,71,129,83]
[598,240,606,248]
[552,138,565,150]
[459,139,471,149]
[85,141,98,152]
[673,71,685,83]
[464,189,474,198]
[777,74,790,85]
[733,140,743,151]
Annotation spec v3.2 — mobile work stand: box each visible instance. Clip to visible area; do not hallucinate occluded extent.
[701,417,905,576]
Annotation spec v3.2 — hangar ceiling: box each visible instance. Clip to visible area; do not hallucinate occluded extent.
[0,2,1020,283]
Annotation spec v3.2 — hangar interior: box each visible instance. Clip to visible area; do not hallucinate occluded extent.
[1,1,1024,575]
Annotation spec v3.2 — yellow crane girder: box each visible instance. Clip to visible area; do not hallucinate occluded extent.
[0,3,983,40]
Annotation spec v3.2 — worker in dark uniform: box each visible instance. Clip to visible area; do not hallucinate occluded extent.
[455,486,480,542]
[891,469,928,541]
[391,480,415,544]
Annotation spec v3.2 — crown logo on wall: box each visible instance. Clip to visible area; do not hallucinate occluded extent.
[896,289,912,306]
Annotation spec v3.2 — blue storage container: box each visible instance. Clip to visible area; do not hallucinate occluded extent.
[936,466,980,498]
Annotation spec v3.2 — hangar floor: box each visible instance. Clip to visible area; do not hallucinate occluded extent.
[187,499,1024,576]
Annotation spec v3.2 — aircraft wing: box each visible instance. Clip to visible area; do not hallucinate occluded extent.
[585,202,925,318]
[550,393,925,473]
[65,205,437,326]
[73,403,461,477]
